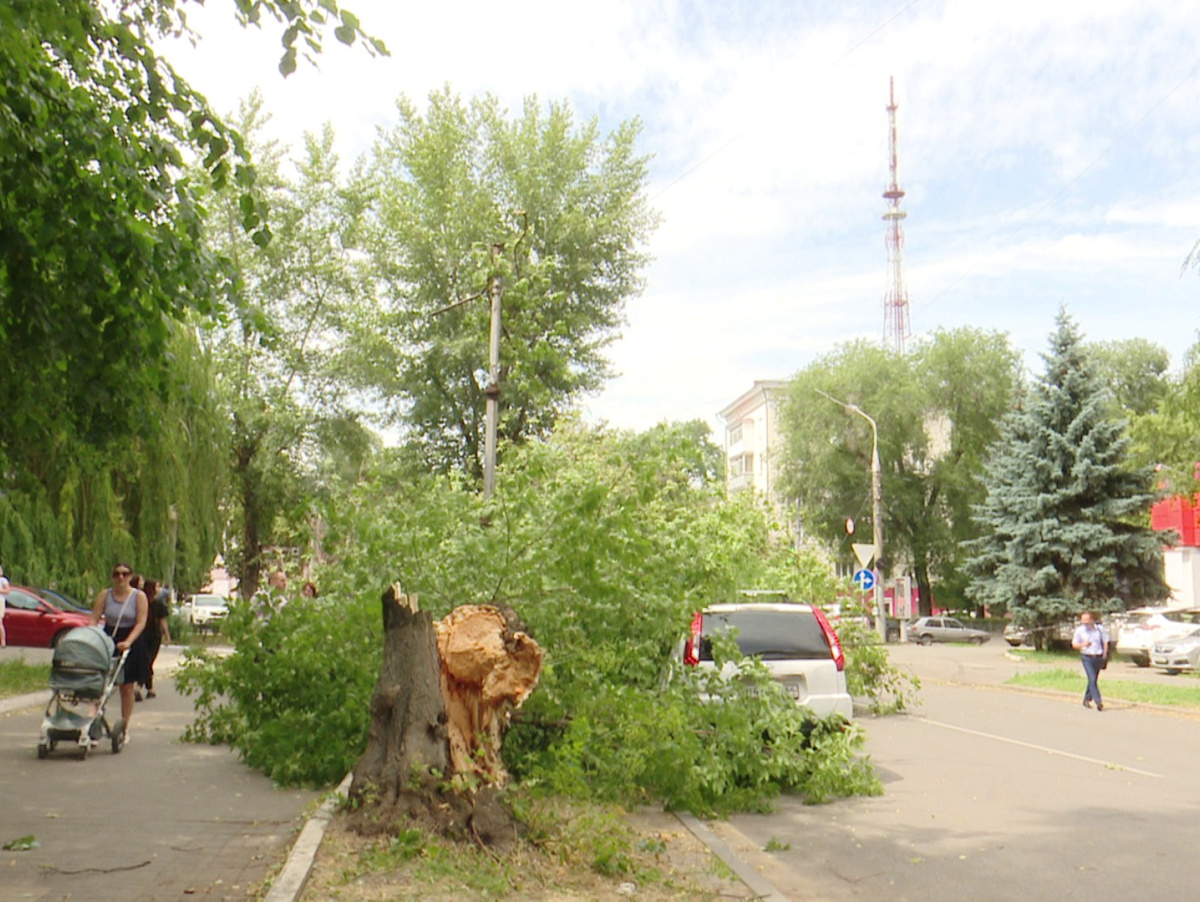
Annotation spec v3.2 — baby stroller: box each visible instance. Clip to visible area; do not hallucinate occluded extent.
[38,625,128,759]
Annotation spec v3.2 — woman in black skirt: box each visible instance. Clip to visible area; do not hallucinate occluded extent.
[88,562,149,743]
[140,578,170,699]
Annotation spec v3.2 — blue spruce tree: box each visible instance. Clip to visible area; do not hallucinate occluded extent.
[967,310,1169,642]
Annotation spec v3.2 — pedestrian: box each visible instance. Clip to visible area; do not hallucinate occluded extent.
[301,580,318,599]
[140,578,171,700]
[1072,610,1109,712]
[0,563,9,648]
[88,562,149,743]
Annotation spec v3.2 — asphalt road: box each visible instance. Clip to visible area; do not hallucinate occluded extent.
[0,645,319,902]
[707,641,1200,901]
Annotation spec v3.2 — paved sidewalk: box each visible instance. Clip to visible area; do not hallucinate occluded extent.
[0,644,319,901]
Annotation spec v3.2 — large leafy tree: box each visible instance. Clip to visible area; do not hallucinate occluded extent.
[966,311,1170,629]
[202,100,376,596]
[354,89,658,477]
[0,0,380,447]
[0,0,381,591]
[1087,337,1170,418]
[1126,338,1200,491]
[777,328,1020,616]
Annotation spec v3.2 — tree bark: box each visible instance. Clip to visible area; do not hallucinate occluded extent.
[350,586,448,807]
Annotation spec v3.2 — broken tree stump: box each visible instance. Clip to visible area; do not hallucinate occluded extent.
[347,587,545,848]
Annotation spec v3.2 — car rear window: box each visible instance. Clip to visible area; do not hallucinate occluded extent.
[699,609,832,661]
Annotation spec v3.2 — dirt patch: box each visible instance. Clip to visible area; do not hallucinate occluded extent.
[300,805,756,901]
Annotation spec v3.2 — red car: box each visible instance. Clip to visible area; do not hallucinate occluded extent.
[4,586,92,648]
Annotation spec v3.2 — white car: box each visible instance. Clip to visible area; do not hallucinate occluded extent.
[1115,606,1200,667]
[183,593,229,627]
[675,602,853,720]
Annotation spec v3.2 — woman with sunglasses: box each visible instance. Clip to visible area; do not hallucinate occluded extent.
[88,563,149,744]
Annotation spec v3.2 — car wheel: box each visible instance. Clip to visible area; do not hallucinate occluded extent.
[971,636,985,645]
[1166,668,1181,676]
[37,743,49,760]
[918,634,934,646]
[1135,657,1150,668]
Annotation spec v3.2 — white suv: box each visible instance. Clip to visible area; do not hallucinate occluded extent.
[676,602,853,720]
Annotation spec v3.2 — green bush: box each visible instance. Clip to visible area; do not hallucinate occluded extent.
[177,593,379,787]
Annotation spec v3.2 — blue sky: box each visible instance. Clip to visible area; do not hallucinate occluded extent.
[165,0,1200,432]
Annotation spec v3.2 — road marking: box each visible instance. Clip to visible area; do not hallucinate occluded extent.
[914,717,1163,778]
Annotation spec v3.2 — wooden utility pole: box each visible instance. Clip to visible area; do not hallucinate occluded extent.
[482,243,504,500]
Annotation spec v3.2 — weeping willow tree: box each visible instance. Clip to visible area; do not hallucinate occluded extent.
[0,325,227,599]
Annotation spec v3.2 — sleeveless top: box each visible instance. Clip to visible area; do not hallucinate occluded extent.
[104,588,140,629]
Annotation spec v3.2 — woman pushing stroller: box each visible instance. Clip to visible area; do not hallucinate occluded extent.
[88,563,148,745]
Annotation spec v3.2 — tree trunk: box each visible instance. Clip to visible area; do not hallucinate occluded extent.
[350,586,448,810]
[348,588,544,850]
[914,558,933,617]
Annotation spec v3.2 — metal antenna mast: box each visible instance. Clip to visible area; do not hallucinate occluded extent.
[882,76,911,352]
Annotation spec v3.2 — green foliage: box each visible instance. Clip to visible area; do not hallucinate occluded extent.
[1087,338,1170,418]
[777,328,1020,615]
[835,607,921,715]
[187,421,879,813]
[177,593,379,787]
[354,89,659,478]
[1128,339,1200,491]
[966,310,1170,628]
[0,326,227,599]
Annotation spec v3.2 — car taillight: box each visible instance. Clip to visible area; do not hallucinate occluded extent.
[812,606,845,672]
[683,611,703,665]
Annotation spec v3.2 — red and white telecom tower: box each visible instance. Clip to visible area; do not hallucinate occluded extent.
[882,76,911,352]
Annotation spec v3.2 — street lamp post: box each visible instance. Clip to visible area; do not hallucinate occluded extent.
[817,389,887,641]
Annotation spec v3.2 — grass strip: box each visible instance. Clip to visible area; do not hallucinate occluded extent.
[0,659,51,698]
[1007,667,1200,708]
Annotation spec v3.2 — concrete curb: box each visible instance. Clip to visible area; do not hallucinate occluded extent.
[265,771,353,902]
[674,811,789,901]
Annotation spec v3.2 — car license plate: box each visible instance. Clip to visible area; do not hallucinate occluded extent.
[784,682,802,699]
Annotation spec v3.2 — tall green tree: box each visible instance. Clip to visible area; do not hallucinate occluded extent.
[777,328,1019,616]
[353,89,658,478]
[201,101,375,595]
[1125,338,1200,491]
[966,311,1169,630]
[0,0,380,448]
[1087,337,1170,418]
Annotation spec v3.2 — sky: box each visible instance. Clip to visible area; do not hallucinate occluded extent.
[163,0,1200,434]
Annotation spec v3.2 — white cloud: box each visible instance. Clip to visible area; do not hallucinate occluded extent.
[161,0,1200,432]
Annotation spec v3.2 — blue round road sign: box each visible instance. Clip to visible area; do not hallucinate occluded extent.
[852,569,875,592]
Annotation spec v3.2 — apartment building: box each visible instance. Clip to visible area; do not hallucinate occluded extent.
[717,380,787,504]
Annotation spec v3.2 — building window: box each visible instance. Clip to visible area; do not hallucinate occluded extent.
[729,452,754,478]
[728,423,743,445]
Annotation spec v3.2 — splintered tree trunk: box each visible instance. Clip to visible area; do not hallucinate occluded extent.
[348,587,544,849]
[350,586,448,809]
[436,604,545,785]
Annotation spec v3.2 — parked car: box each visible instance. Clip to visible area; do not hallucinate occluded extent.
[1116,606,1200,667]
[180,593,228,628]
[909,616,991,646]
[1003,621,1034,647]
[4,586,92,648]
[1150,625,1200,674]
[35,587,92,615]
[674,601,853,720]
